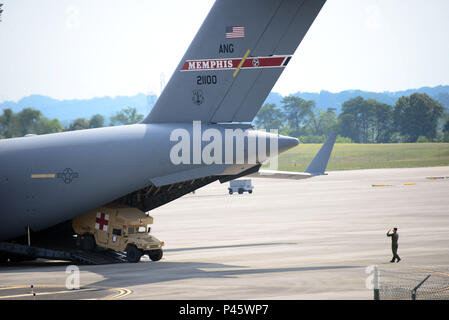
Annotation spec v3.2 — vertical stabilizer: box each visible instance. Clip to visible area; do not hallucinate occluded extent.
[305,132,337,175]
[143,0,327,124]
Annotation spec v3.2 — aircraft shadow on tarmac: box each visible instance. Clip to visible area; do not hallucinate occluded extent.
[89,262,363,289]
[0,242,298,269]
[164,242,298,252]
[0,261,362,299]
[0,242,362,289]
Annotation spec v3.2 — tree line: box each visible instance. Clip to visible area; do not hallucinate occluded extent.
[255,93,449,143]
[1,92,449,143]
[0,107,144,139]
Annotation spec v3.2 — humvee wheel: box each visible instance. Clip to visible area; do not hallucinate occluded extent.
[248,190,253,194]
[126,245,142,263]
[148,249,163,262]
[229,190,233,195]
[81,234,96,252]
[238,188,243,194]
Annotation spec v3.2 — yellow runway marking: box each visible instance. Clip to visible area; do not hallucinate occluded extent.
[409,267,449,278]
[233,49,251,77]
[372,184,393,187]
[0,285,31,291]
[0,284,132,300]
[407,267,449,294]
[102,288,133,300]
[0,288,99,299]
[387,267,449,299]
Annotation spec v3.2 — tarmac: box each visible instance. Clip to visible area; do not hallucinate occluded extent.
[1,166,449,300]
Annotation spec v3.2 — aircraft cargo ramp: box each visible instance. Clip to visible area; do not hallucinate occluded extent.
[0,242,127,265]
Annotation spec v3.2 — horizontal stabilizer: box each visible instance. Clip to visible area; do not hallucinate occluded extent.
[250,169,312,180]
[304,132,337,175]
[249,132,336,180]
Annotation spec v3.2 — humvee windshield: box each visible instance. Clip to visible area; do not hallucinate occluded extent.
[126,225,150,235]
[136,226,147,233]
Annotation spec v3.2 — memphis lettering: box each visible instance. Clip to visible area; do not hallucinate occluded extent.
[182,59,234,71]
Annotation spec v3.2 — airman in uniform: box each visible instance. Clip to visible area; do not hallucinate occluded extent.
[387,227,401,263]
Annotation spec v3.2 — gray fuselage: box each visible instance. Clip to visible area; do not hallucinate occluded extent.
[0,123,297,240]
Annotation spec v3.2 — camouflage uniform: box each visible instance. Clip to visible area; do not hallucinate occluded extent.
[387,231,401,262]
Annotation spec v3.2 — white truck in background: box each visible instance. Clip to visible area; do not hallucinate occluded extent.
[228,179,253,195]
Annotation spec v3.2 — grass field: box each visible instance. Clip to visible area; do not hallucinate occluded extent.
[268,143,449,172]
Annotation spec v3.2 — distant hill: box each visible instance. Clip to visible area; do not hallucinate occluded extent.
[0,94,157,126]
[1,85,448,124]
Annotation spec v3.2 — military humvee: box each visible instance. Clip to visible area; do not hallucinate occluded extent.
[72,204,164,263]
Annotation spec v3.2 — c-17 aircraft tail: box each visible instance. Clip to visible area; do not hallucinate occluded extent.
[145,0,326,124]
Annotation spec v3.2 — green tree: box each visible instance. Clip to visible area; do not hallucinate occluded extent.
[281,96,315,135]
[338,113,357,143]
[67,118,90,131]
[370,100,393,143]
[308,108,338,136]
[0,108,63,138]
[299,135,326,143]
[441,116,449,142]
[338,97,372,143]
[14,108,42,137]
[443,118,449,134]
[254,103,284,131]
[416,136,429,143]
[338,97,393,143]
[89,114,105,128]
[335,135,353,144]
[36,118,63,134]
[110,107,144,125]
[0,108,15,138]
[394,93,444,142]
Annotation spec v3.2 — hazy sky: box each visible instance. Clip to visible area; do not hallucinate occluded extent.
[0,0,449,103]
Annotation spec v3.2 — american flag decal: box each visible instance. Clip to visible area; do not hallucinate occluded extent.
[226,26,245,39]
